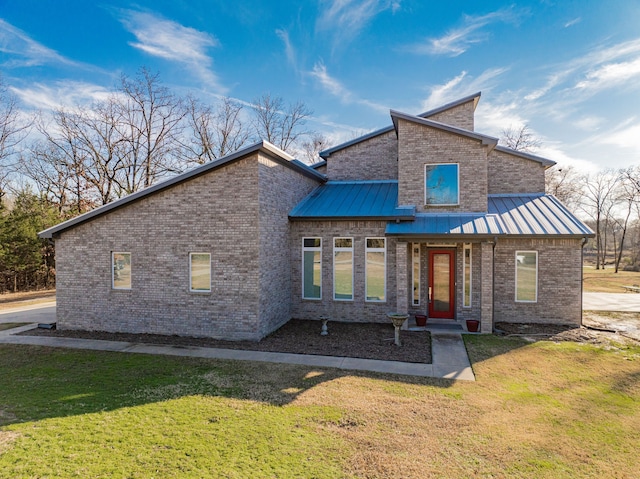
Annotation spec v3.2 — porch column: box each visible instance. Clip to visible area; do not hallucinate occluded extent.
[396,241,409,315]
[480,241,494,333]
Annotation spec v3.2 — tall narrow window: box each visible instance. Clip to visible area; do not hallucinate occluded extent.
[366,238,386,302]
[112,252,131,290]
[333,238,353,300]
[516,251,538,302]
[302,238,322,299]
[463,244,472,308]
[425,163,459,205]
[190,253,211,292]
[412,243,420,306]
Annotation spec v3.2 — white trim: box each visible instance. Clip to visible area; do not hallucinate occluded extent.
[424,163,460,206]
[412,243,420,306]
[111,252,131,290]
[515,250,538,302]
[365,237,386,302]
[302,237,322,300]
[189,252,211,293]
[463,243,472,308]
[333,237,354,301]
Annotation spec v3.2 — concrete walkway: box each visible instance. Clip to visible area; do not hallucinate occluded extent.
[583,292,640,312]
[0,303,475,380]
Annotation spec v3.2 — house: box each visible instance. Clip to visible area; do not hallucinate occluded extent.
[39,92,594,340]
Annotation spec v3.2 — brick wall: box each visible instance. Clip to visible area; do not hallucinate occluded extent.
[427,100,475,131]
[396,119,489,212]
[493,238,583,325]
[326,129,398,181]
[488,149,546,194]
[290,220,397,323]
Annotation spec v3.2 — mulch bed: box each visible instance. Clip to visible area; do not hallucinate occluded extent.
[22,319,433,364]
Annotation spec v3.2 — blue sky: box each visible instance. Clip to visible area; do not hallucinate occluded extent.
[1,0,639,171]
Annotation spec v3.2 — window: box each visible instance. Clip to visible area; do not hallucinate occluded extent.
[425,163,459,205]
[515,251,538,302]
[112,252,131,289]
[366,238,386,302]
[463,244,472,308]
[302,238,322,299]
[190,253,211,292]
[412,243,420,306]
[333,238,353,300]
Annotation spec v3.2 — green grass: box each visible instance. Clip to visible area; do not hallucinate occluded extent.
[1,337,639,478]
[583,267,640,292]
[0,323,30,331]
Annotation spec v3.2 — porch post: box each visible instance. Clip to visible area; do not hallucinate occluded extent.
[480,241,494,333]
[396,241,409,316]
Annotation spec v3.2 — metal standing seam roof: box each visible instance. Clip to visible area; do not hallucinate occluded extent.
[385,194,594,238]
[289,180,415,220]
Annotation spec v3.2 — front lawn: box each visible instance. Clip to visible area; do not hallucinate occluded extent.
[1,336,639,478]
[583,266,640,293]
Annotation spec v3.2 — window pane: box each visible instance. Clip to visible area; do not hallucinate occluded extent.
[334,250,353,300]
[112,252,131,289]
[190,253,211,292]
[366,251,386,301]
[463,246,472,308]
[304,238,321,248]
[334,238,352,248]
[366,238,385,249]
[516,251,537,302]
[303,250,321,299]
[425,164,459,205]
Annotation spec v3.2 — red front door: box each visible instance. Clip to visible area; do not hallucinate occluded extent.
[428,250,455,319]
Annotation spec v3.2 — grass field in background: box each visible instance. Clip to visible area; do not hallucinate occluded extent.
[583,267,640,293]
[1,336,639,478]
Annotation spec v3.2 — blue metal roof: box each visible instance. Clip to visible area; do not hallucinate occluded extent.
[289,181,415,220]
[385,194,593,238]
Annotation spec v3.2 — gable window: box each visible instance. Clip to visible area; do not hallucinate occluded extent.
[190,253,211,292]
[366,238,386,302]
[463,243,472,308]
[425,163,459,205]
[333,238,353,301]
[515,251,538,302]
[412,243,420,306]
[302,238,322,299]
[112,252,131,290]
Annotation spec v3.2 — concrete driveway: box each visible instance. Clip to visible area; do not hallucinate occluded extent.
[0,302,56,324]
[583,293,640,312]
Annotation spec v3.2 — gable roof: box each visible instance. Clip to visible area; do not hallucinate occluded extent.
[319,92,482,158]
[390,110,498,151]
[385,194,594,238]
[289,180,415,220]
[39,140,326,239]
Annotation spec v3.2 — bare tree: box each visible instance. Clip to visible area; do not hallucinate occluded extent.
[186,96,251,164]
[0,76,31,202]
[545,165,581,211]
[299,132,331,165]
[500,124,541,152]
[251,94,312,153]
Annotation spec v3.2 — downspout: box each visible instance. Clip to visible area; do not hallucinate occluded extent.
[492,236,498,333]
[580,236,588,326]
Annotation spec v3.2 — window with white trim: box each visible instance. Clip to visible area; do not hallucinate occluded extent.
[425,163,459,206]
[515,251,538,302]
[412,243,420,306]
[190,253,211,292]
[333,238,353,301]
[366,238,386,302]
[463,243,472,308]
[112,252,131,290]
[302,238,322,299]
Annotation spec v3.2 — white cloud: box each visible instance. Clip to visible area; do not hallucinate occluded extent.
[119,10,225,92]
[10,81,111,110]
[276,29,296,69]
[564,17,581,28]
[575,56,640,92]
[309,61,388,113]
[409,6,527,57]
[573,116,604,131]
[0,19,79,68]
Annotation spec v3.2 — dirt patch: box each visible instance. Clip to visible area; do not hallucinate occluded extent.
[495,321,639,345]
[22,319,432,364]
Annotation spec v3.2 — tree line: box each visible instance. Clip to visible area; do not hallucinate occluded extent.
[0,68,328,292]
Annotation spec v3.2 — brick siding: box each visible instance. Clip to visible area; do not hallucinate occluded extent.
[488,149,546,194]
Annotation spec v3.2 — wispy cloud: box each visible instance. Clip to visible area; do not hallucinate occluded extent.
[408,6,527,57]
[118,10,225,92]
[564,17,581,28]
[575,56,640,92]
[0,19,79,68]
[11,81,111,110]
[276,28,297,70]
[309,61,388,113]
[316,0,400,45]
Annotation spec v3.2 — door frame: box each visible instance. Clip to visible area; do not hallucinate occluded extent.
[427,249,456,319]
